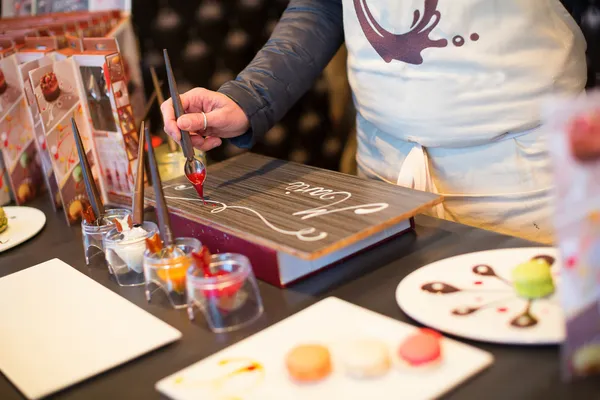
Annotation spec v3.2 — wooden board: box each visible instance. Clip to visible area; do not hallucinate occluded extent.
[145,153,441,260]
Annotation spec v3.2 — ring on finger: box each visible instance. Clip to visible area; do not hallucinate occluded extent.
[201,111,208,131]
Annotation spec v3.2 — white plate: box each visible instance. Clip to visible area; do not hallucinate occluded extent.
[156,297,493,400]
[0,206,46,253]
[0,259,182,400]
[396,248,565,345]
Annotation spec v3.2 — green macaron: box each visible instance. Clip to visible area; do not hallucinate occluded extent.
[512,258,555,299]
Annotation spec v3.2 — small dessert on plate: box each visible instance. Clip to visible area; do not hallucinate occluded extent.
[285,344,332,383]
[0,206,8,233]
[40,72,61,102]
[511,257,555,299]
[398,328,443,369]
[339,338,390,379]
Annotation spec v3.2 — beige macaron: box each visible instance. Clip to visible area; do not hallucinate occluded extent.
[339,339,391,379]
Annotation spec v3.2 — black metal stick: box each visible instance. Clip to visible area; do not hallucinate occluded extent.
[72,117,104,219]
[145,124,174,246]
[163,49,194,160]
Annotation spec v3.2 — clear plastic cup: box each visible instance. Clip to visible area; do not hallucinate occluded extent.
[103,221,158,287]
[186,253,263,333]
[81,208,131,265]
[143,237,201,309]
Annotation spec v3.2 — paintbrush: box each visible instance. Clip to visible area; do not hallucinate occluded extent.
[151,66,178,153]
[163,49,206,186]
[163,50,194,160]
[145,121,175,249]
[131,120,146,226]
[72,117,105,222]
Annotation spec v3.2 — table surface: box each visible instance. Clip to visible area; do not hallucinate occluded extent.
[1,197,599,400]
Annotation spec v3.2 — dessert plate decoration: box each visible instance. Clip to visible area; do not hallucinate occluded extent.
[396,248,564,345]
[156,297,493,400]
[0,206,46,254]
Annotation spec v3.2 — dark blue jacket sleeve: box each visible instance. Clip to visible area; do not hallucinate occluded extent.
[218,0,344,148]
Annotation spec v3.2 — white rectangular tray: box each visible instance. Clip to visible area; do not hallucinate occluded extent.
[0,259,182,399]
[156,297,493,400]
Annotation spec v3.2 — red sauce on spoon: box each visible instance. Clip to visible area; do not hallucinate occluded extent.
[186,169,206,204]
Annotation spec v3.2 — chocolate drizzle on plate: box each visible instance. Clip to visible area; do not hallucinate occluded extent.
[422,282,461,294]
[472,264,511,285]
[452,306,479,316]
[419,256,555,330]
[510,301,538,328]
[472,264,495,276]
[451,297,515,317]
[421,281,510,294]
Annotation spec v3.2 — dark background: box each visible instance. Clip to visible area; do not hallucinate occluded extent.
[2,0,599,172]
[131,0,345,171]
[129,0,600,170]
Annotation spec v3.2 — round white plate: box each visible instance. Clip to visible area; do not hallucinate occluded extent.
[0,206,46,253]
[396,248,565,345]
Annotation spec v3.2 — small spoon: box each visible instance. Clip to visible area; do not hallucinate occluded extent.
[184,158,205,179]
[184,158,207,202]
[162,49,207,192]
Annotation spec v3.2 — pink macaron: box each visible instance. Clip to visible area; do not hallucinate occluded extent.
[397,328,443,369]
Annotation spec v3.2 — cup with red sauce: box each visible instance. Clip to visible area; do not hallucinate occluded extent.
[186,247,263,332]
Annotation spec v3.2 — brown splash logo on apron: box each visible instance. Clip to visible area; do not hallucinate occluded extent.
[354,0,479,65]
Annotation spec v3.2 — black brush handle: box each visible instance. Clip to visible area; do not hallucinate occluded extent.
[163,49,194,160]
[72,118,105,218]
[131,121,146,226]
[145,125,174,246]
[151,66,178,153]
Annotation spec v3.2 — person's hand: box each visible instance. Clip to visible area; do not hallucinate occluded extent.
[161,88,250,152]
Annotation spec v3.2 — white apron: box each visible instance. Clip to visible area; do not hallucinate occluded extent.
[344,0,588,243]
